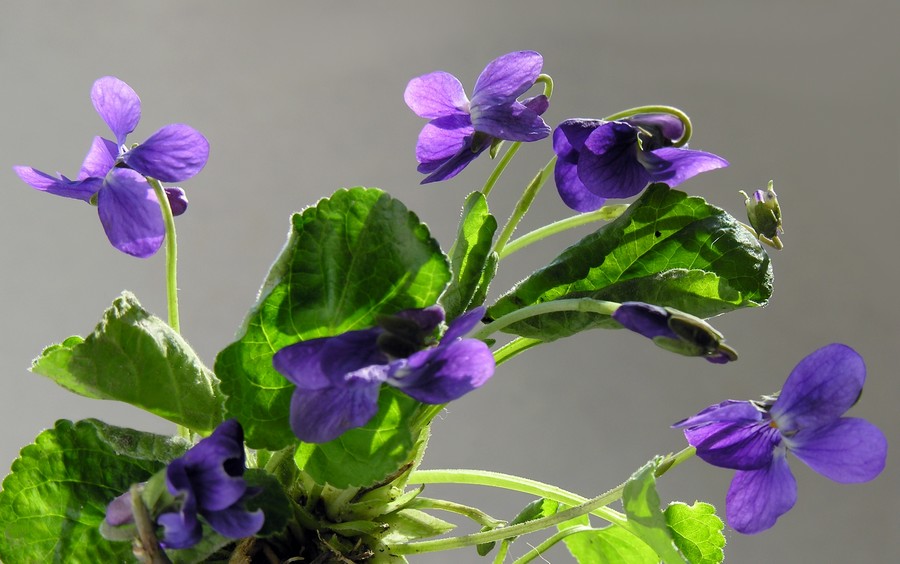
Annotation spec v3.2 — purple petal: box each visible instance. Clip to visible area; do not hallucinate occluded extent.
[725,453,797,534]
[388,338,494,403]
[684,419,778,470]
[625,114,686,145]
[555,120,605,152]
[788,418,887,483]
[771,344,866,431]
[471,51,543,106]
[578,121,651,199]
[78,136,118,180]
[612,302,676,340]
[290,383,381,443]
[157,508,202,549]
[471,101,550,142]
[420,136,487,184]
[203,504,265,539]
[673,400,764,429]
[97,168,165,258]
[104,490,134,526]
[91,76,141,147]
[404,71,469,119]
[442,306,485,342]
[273,329,383,390]
[415,115,474,171]
[521,94,550,116]
[553,126,606,212]
[123,124,210,182]
[13,166,101,202]
[642,147,729,187]
[396,305,446,333]
[177,420,248,511]
[165,187,189,216]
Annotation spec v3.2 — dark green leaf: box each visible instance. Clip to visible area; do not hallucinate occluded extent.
[215,187,451,450]
[31,292,223,433]
[243,469,292,537]
[440,191,497,320]
[488,184,773,341]
[294,387,419,488]
[665,502,725,564]
[0,420,188,564]
[621,458,686,564]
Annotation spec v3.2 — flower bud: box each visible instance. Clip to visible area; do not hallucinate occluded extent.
[740,180,783,249]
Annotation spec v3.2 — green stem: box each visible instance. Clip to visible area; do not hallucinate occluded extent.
[482,142,522,198]
[409,497,505,529]
[492,156,556,257]
[499,204,628,260]
[493,337,543,366]
[147,179,180,334]
[602,105,692,147]
[399,447,695,556]
[512,525,596,564]
[473,297,619,342]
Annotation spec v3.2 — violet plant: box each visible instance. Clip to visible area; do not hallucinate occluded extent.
[0,52,886,563]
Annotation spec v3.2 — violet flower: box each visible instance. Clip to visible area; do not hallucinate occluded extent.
[14,76,209,257]
[674,344,887,534]
[156,419,264,549]
[404,51,551,184]
[612,301,737,363]
[553,114,727,211]
[273,306,495,443]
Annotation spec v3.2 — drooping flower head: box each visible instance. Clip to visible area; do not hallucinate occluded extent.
[405,51,551,184]
[674,344,887,534]
[553,113,727,211]
[103,419,264,550]
[612,301,737,363]
[15,76,209,257]
[273,306,495,443]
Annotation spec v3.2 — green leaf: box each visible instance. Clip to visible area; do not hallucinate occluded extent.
[665,502,725,564]
[488,184,773,341]
[294,387,419,488]
[215,187,451,450]
[31,292,223,434]
[563,524,659,564]
[440,191,497,320]
[244,469,292,537]
[621,458,686,564]
[378,508,456,544]
[0,420,188,564]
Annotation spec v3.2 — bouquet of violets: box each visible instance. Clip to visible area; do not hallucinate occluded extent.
[0,51,887,563]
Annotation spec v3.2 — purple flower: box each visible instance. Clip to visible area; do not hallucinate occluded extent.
[156,419,264,549]
[273,306,495,443]
[405,51,551,184]
[612,302,737,363]
[674,344,887,534]
[553,114,728,211]
[14,76,209,258]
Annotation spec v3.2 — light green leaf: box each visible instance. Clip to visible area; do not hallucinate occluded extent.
[31,292,223,433]
[665,502,725,564]
[378,508,456,545]
[440,191,497,320]
[294,387,419,488]
[488,184,773,341]
[0,420,188,564]
[215,187,451,450]
[563,524,659,564]
[621,458,686,564]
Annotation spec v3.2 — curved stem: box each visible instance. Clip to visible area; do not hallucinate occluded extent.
[473,297,619,342]
[148,179,180,334]
[513,525,596,564]
[499,204,628,260]
[602,105,693,147]
[409,497,505,529]
[492,156,556,257]
[493,337,543,366]
[482,142,522,198]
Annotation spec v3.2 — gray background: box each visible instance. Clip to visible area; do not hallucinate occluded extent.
[1,1,897,562]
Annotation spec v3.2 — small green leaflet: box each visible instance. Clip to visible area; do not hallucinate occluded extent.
[440,191,497,321]
[665,502,725,564]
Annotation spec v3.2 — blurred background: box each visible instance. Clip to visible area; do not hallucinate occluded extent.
[1,1,897,561]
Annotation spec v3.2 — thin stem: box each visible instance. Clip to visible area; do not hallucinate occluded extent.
[473,298,619,342]
[482,142,522,198]
[602,105,692,147]
[512,525,596,564]
[492,156,556,257]
[499,204,629,260]
[493,337,542,366]
[409,497,505,529]
[148,179,180,333]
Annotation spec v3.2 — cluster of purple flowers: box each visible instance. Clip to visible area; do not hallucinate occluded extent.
[15,76,208,258]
